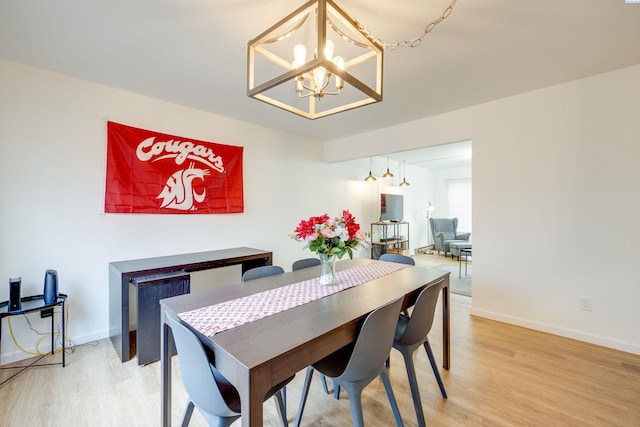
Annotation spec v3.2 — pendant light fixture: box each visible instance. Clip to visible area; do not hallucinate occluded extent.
[399,160,410,187]
[382,156,394,178]
[364,157,377,182]
[246,0,458,119]
[247,0,383,120]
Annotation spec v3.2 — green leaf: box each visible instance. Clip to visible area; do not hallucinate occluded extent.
[345,247,353,259]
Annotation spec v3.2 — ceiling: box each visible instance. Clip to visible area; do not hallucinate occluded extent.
[1,0,639,143]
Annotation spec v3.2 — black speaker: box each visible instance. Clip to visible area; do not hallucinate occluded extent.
[44,269,59,305]
[9,277,22,312]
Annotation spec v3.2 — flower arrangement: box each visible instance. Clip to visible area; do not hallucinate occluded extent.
[292,210,369,259]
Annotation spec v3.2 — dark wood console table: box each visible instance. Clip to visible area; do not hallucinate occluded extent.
[109,247,272,363]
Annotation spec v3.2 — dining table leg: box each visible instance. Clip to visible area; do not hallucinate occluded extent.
[442,275,451,370]
[239,368,272,427]
[161,319,172,427]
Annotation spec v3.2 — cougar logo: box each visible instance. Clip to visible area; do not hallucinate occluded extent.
[157,163,210,211]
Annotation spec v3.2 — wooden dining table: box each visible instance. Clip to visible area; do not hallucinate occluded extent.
[160,258,450,427]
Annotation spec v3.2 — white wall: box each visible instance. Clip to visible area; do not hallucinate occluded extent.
[2,58,638,364]
[432,165,472,229]
[326,65,640,355]
[0,59,373,363]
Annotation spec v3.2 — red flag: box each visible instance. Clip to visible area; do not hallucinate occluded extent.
[105,121,244,214]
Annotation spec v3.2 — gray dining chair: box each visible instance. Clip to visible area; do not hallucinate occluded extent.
[242,265,285,282]
[291,257,321,271]
[392,279,448,427]
[379,253,415,316]
[379,253,415,265]
[165,312,291,427]
[294,297,405,427]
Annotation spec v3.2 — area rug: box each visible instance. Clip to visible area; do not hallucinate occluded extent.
[433,263,472,297]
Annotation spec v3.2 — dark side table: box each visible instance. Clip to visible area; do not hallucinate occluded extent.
[0,294,67,386]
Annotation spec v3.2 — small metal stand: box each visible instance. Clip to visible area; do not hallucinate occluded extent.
[459,249,472,279]
[0,294,67,386]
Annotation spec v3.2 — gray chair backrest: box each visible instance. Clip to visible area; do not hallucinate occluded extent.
[430,217,459,241]
[395,279,446,346]
[165,312,238,418]
[292,258,321,271]
[379,253,415,265]
[242,265,285,282]
[338,297,404,382]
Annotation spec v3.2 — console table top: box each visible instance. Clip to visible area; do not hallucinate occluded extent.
[109,247,271,274]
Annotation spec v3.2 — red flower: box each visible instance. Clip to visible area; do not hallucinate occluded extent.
[342,210,360,239]
[294,214,329,240]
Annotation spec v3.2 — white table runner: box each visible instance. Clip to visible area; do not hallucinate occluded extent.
[178,260,410,337]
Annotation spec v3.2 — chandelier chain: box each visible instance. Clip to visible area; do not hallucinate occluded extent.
[354,0,458,51]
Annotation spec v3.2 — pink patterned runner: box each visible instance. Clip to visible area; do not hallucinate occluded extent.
[178,261,410,337]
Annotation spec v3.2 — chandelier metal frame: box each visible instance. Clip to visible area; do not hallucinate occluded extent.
[247,0,384,120]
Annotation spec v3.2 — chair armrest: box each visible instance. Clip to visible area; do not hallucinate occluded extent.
[456,232,471,241]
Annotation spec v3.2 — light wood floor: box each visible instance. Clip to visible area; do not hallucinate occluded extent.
[2,274,639,426]
[413,251,465,268]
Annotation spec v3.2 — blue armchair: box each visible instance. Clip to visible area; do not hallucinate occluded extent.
[429,217,470,257]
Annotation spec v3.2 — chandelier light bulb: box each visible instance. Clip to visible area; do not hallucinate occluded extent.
[333,56,344,90]
[313,67,328,93]
[324,40,334,60]
[293,44,307,67]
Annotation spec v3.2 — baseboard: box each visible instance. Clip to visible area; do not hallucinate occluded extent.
[470,307,640,356]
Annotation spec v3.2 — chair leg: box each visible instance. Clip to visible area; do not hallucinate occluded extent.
[294,367,315,427]
[380,370,405,427]
[282,387,287,415]
[180,400,195,427]
[401,350,426,427]
[341,383,366,427]
[320,374,329,394]
[423,341,448,398]
[274,389,289,427]
[321,375,340,400]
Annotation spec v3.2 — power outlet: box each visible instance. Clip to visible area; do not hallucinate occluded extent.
[578,296,592,311]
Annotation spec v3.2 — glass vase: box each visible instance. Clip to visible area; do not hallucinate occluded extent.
[318,253,337,285]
